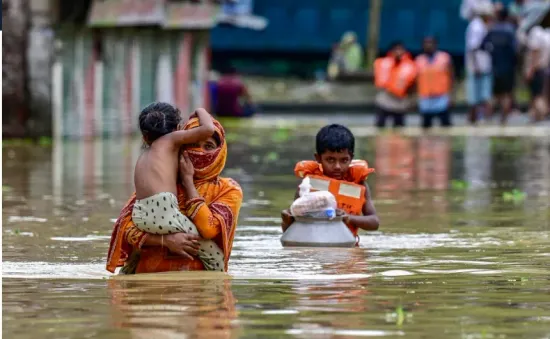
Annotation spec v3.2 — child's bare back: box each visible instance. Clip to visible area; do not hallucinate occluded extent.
[134,104,215,200]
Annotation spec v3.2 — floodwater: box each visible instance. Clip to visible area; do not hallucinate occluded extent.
[3,120,550,339]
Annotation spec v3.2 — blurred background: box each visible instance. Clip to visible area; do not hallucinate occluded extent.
[3,0,550,138]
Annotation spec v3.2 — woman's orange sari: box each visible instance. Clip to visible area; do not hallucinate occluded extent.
[106,116,243,273]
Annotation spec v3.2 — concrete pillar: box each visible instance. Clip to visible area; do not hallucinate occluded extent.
[2,0,30,137]
[28,0,55,136]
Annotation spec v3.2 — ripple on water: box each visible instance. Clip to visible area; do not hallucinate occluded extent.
[2,133,550,339]
[50,235,111,242]
[286,329,406,337]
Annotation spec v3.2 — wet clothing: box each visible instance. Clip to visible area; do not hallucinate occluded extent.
[422,110,452,129]
[418,95,451,114]
[294,160,375,243]
[376,108,406,128]
[416,51,453,127]
[106,117,243,274]
[132,192,224,271]
[374,89,414,128]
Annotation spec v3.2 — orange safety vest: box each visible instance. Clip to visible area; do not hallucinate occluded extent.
[415,51,452,98]
[374,55,417,98]
[294,160,375,238]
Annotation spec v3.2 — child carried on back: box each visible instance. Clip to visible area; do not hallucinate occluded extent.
[132,102,224,271]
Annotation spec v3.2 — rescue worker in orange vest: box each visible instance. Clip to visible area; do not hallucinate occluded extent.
[281,124,380,246]
[374,41,418,128]
[415,36,455,128]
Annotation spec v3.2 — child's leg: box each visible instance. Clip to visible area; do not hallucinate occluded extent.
[132,192,224,271]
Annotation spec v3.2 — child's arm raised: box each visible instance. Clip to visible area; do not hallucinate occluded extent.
[168,108,216,147]
[344,183,380,231]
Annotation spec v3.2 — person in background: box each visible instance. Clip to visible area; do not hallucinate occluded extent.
[465,3,494,124]
[373,41,417,128]
[208,70,220,112]
[482,7,518,124]
[215,66,255,118]
[509,0,526,26]
[525,25,550,122]
[339,31,363,73]
[461,0,493,21]
[327,43,347,79]
[544,27,550,117]
[415,36,454,128]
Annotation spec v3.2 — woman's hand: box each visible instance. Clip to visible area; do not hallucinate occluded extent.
[179,151,195,180]
[163,233,201,260]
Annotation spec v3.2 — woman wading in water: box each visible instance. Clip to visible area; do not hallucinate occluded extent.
[106,114,243,274]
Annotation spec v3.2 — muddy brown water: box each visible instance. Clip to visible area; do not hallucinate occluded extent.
[3,124,550,339]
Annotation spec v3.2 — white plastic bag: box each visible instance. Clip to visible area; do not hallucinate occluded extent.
[290,177,337,217]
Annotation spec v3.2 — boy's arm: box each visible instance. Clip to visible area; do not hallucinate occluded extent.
[281,187,300,232]
[344,183,380,231]
[168,108,215,147]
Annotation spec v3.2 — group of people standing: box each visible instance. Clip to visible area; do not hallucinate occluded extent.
[374,0,550,128]
[373,38,455,129]
[464,0,550,124]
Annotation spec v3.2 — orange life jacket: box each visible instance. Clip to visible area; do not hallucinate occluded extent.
[374,55,417,98]
[294,160,375,238]
[415,51,452,98]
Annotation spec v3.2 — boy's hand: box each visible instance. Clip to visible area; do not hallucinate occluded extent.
[342,213,351,224]
[281,209,295,231]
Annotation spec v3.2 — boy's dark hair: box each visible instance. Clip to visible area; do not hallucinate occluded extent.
[139,102,182,145]
[315,124,355,156]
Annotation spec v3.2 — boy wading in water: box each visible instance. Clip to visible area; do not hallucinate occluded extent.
[281,124,380,245]
[132,102,224,271]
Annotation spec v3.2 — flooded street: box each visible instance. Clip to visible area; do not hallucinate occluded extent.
[3,118,550,339]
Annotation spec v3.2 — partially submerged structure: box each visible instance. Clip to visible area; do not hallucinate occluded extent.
[52,0,219,139]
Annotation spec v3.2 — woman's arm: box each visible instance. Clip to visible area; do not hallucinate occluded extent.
[125,223,201,259]
[180,175,223,239]
[179,152,243,240]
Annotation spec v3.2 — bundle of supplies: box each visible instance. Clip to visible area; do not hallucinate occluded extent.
[290,177,337,218]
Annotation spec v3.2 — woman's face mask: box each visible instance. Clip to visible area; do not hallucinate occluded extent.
[186,136,220,168]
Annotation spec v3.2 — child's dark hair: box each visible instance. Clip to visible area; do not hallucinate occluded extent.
[315,124,355,156]
[139,102,182,145]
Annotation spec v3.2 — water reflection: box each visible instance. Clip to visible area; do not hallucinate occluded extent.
[374,135,415,199]
[109,274,239,339]
[3,128,550,339]
[463,136,492,213]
